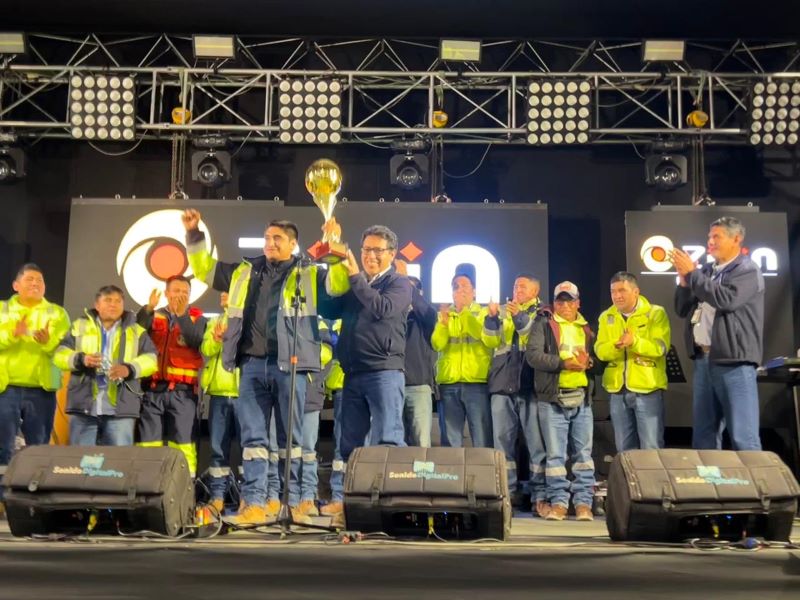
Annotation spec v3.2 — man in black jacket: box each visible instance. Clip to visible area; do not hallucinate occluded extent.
[324,222,412,467]
[397,269,437,447]
[671,216,764,451]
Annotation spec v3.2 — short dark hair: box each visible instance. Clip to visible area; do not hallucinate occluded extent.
[451,273,475,289]
[267,220,299,241]
[16,263,43,280]
[515,273,540,285]
[610,271,639,287]
[95,285,125,300]
[361,225,398,250]
[165,275,191,289]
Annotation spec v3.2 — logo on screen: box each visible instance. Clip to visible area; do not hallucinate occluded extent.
[116,209,218,308]
[639,235,778,277]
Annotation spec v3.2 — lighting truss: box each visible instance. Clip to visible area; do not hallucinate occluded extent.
[2,34,800,147]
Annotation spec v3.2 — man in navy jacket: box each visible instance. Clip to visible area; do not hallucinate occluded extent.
[671,216,765,451]
[324,221,412,473]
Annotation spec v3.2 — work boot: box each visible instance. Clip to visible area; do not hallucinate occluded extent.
[545,504,568,521]
[264,499,281,517]
[535,500,551,519]
[226,504,268,526]
[290,506,312,525]
[297,499,319,517]
[208,498,225,516]
[320,501,344,516]
[330,511,346,529]
[575,504,594,521]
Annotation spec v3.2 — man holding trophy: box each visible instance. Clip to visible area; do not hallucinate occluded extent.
[184,159,350,526]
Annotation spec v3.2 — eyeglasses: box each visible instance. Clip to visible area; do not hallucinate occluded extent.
[361,247,392,256]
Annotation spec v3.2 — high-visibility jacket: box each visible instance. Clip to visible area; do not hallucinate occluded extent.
[595,295,670,394]
[431,302,494,384]
[54,309,158,417]
[148,308,204,387]
[187,231,350,373]
[0,295,70,393]
[324,320,344,394]
[200,313,239,397]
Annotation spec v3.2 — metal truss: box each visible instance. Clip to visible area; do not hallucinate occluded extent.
[1,34,799,146]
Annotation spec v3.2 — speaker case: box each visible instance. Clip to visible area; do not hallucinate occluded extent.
[606,449,800,542]
[343,446,511,540]
[3,445,195,537]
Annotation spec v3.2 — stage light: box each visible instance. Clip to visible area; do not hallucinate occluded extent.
[526,78,592,145]
[748,79,800,146]
[432,110,449,128]
[390,153,429,189]
[439,39,482,63]
[645,153,687,191]
[642,40,686,62]
[69,74,136,141]
[0,33,26,55]
[192,35,236,59]
[686,109,709,128]
[191,136,231,188]
[277,78,343,144]
[0,147,25,183]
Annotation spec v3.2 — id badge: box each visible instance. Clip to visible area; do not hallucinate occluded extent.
[690,307,702,325]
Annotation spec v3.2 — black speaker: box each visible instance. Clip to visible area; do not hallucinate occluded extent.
[2,446,195,537]
[343,446,511,540]
[606,449,800,542]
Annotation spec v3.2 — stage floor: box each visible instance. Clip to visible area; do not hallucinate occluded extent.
[1,512,799,599]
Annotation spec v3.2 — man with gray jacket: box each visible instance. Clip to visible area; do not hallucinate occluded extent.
[671,216,765,451]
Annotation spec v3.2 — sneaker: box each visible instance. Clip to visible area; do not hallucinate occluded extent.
[208,498,225,516]
[265,499,281,517]
[320,501,344,516]
[535,500,551,519]
[297,499,319,517]
[290,506,312,525]
[575,504,594,521]
[545,504,568,521]
[227,504,268,526]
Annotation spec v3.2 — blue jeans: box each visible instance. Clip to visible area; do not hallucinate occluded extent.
[404,385,433,447]
[538,397,595,508]
[237,356,306,507]
[438,383,492,448]
[0,386,56,465]
[69,414,136,446]
[340,370,406,463]
[609,390,665,452]
[301,410,320,501]
[692,354,761,451]
[207,395,239,500]
[491,391,546,500]
[329,390,345,502]
[267,414,279,501]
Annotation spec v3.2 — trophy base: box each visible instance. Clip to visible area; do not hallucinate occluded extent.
[317,241,348,264]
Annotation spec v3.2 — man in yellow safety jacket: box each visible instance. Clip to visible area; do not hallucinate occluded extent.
[595,271,670,452]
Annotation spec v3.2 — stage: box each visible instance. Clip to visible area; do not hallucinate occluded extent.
[1,513,798,599]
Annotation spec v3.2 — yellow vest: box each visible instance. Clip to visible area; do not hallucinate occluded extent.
[555,313,589,389]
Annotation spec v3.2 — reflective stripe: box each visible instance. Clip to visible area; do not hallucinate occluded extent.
[166,367,199,377]
[277,447,303,459]
[302,451,317,462]
[228,307,244,318]
[516,319,534,336]
[168,441,197,477]
[573,460,595,471]
[0,465,7,476]
[208,466,231,478]
[332,459,345,472]
[493,345,512,356]
[268,451,280,462]
[530,464,545,474]
[448,336,481,345]
[505,461,517,470]
[137,440,164,447]
[545,466,567,477]
[482,326,501,338]
[242,447,270,460]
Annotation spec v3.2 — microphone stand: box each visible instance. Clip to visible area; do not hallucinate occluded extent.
[272,257,337,537]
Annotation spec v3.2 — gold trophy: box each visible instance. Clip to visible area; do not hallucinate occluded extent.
[305,158,348,264]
